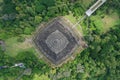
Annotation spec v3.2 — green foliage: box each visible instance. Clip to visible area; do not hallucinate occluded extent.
[17,36,25,42]
[0,49,50,79]
[2,0,16,14]
[34,15,42,24]
[35,4,46,13]
[24,27,33,35]
[0,0,120,80]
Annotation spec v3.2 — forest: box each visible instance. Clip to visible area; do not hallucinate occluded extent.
[0,0,120,80]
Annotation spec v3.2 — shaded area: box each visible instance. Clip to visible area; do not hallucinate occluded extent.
[81,24,120,80]
[0,40,6,51]
[0,0,17,20]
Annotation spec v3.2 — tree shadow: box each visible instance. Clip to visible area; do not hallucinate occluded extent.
[2,0,16,14]
[0,0,17,21]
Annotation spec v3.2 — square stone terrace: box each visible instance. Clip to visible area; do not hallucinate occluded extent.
[33,17,86,67]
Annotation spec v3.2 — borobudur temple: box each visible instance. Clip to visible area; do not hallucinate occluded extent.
[33,17,86,67]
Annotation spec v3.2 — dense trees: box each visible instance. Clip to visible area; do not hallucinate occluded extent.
[0,0,120,80]
[88,25,120,80]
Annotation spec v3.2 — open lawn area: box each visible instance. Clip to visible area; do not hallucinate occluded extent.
[65,14,84,35]
[4,35,34,57]
[90,12,120,34]
[33,74,50,80]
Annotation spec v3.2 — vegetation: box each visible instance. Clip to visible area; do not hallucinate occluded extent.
[0,0,120,80]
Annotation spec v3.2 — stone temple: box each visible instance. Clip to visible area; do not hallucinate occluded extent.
[33,17,86,67]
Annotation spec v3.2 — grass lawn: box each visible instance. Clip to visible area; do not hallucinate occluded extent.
[33,74,50,80]
[102,12,120,32]
[90,12,120,34]
[4,35,34,57]
[0,77,15,80]
[0,0,3,2]
[65,13,84,34]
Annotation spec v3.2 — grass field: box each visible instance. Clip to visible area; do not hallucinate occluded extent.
[102,12,120,32]
[0,0,3,2]
[65,14,84,34]
[33,74,50,80]
[90,12,120,34]
[4,35,34,57]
